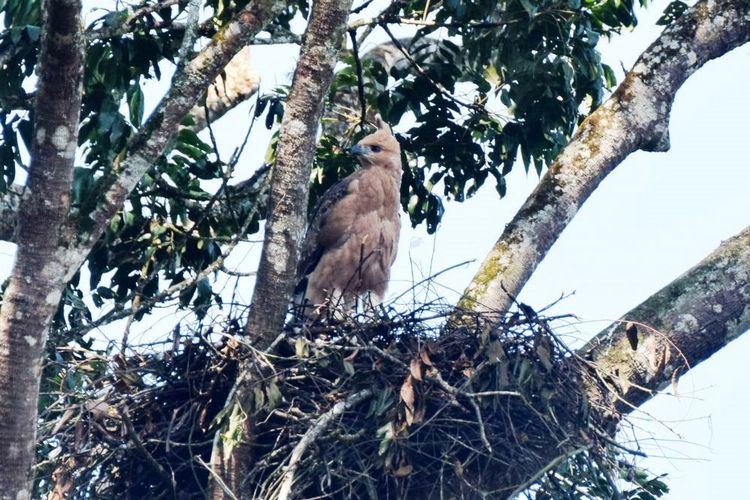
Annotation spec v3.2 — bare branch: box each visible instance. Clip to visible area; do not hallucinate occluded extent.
[277,389,372,500]
[186,47,261,132]
[582,225,750,413]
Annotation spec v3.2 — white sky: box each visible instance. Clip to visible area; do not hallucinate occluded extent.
[2,1,748,497]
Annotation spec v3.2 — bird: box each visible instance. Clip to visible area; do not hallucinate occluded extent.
[295,115,402,319]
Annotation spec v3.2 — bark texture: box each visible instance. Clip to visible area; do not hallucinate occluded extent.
[0,1,84,497]
[209,0,353,496]
[583,225,750,414]
[0,1,282,491]
[245,0,353,347]
[459,0,750,317]
[467,225,750,495]
[187,46,261,131]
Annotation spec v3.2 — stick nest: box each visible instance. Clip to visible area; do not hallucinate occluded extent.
[37,303,651,499]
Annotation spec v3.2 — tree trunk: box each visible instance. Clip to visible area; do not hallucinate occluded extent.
[209,0,354,496]
[0,1,284,492]
[0,1,84,496]
[459,0,750,318]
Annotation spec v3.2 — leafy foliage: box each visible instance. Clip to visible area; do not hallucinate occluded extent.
[317,0,647,232]
[0,0,646,333]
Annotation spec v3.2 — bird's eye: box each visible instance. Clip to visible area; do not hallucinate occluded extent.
[370,145,381,153]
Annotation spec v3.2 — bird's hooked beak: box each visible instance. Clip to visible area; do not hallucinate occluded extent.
[351,143,370,157]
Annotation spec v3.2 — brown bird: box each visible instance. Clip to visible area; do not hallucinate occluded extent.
[295,115,402,317]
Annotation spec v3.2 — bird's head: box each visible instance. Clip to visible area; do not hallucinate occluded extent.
[351,114,401,172]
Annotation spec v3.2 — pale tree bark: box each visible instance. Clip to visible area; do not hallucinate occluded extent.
[209,0,354,496]
[459,225,750,496]
[0,1,84,497]
[186,46,261,131]
[583,224,750,413]
[459,0,750,318]
[0,0,285,491]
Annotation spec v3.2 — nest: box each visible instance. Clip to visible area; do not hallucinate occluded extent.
[36,302,658,499]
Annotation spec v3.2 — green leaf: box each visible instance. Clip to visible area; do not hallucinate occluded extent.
[656,1,688,26]
[127,82,144,127]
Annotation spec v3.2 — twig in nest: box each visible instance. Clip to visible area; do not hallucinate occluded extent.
[277,389,373,500]
[120,406,177,498]
[195,455,239,500]
[468,397,492,453]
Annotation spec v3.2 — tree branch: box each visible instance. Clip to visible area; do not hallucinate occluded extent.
[244,0,353,347]
[458,0,750,318]
[582,224,750,414]
[186,46,261,132]
[80,0,283,253]
[209,0,354,496]
[277,389,372,500]
[450,225,750,495]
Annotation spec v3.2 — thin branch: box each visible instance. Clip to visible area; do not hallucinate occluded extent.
[277,389,373,500]
[195,455,239,500]
[348,29,367,129]
[120,406,177,497]
[379,23,480,113]
[79,0,281,253]
[175,0,203,74]
[86,0,181,40]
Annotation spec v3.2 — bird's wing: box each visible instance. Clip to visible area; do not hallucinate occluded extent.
[296,174,356,282]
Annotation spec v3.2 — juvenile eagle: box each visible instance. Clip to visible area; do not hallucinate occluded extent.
[296,115,402,315]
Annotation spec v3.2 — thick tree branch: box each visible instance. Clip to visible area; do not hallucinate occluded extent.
[583,225,750,414]
[244,0,353,347]
[454,225,750,495]
[0,0,84,496]
[459,0,750,317]
[186,46,261,132]
[80,0,283,253]
[209,0,353,496]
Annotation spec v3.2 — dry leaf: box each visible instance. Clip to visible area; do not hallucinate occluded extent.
[452,459,464,477]
[671,366,682,397]
[499,362,510,388]
[535,334,554,372]
[625,322,639,351]
[420,348,434,367]
[486,340,504,363]
[410,358,423,381]
[400,375,416,426]
[52,407,77,435]
[393,463,413,477]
